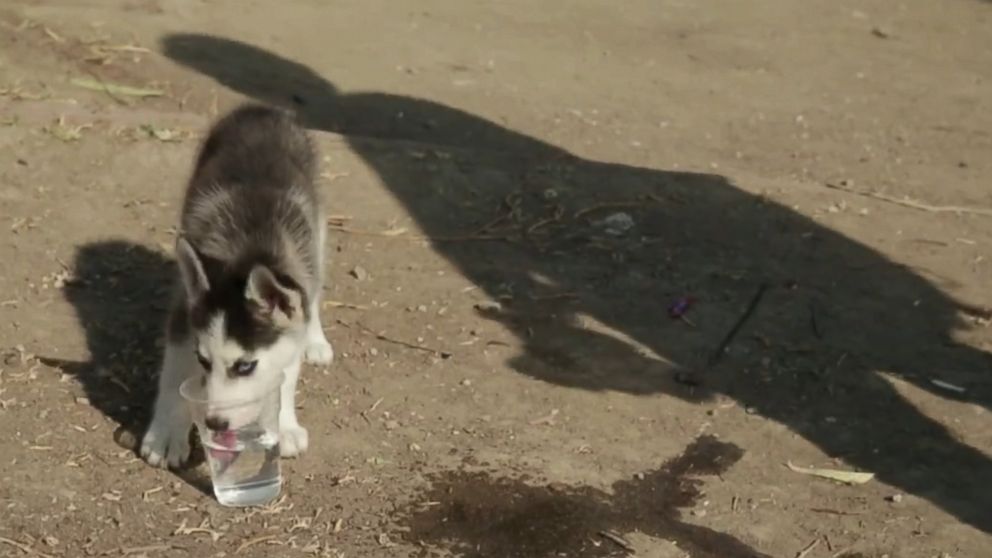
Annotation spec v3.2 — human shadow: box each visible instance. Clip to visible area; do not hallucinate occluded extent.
[44,241,210,493]
[161,34,992,532]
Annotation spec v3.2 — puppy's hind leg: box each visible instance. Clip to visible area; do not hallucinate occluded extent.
[140,338,194,468]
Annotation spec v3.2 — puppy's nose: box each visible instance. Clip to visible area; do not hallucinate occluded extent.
[204,416,229,431]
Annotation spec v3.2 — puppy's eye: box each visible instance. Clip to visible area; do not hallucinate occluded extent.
[232,360,257,377]
[196,353,212,371]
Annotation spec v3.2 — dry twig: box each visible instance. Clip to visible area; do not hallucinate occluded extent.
[824,182,992,217]
[574,201,647,219]
[236,535,278,554]
[173,518,222,541]
[121,544,172,555]
[338,319,452,359]
[322,300,369,311]
[327,223,510,242]
[0,536,54,558]
[708,283,770,366]
[796,538,820,558]
[597,530,635,552]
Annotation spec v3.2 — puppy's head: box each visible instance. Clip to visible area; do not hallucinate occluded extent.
[175,236,305,431]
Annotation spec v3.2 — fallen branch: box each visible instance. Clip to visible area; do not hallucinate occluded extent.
[824,182,992,217]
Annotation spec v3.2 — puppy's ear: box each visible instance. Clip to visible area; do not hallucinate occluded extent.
[175,236,210,303]
[245,265,304,327]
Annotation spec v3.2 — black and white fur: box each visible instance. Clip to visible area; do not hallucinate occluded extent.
[141,104,333,468]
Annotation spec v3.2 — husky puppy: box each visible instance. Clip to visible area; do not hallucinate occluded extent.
[141,104,333,468]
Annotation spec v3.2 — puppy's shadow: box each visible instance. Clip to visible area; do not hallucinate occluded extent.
[41,240,210,493]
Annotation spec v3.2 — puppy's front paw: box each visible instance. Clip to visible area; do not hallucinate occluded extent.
[140,417,191,469]
[279,425,309,458]
[304,337,334,366]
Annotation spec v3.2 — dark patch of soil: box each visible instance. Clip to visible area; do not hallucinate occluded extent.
[400,435,767,557]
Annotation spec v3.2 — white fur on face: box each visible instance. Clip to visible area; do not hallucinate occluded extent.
[195,314,298,429]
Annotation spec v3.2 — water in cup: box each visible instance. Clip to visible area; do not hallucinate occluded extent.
[203,426,281,506]
[180,372,285,507]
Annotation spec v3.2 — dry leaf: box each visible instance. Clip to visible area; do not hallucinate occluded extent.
[379,227,408,237]
[786,461,874,485]
[140,124,183,142]
[70,77,163,98]
[45,117,90,142]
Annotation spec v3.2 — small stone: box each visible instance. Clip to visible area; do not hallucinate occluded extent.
[350,265,369,281]
[369,347,379,357]
[870,26,891,39]
[887,493,903,503]
[417,304,427,312]
[112,427,138,451]
[384,420,400,430]
[691,509,707,517]
[474,300,502,312]
[594,212,635,236]
[634,472,645,480]
[461,379,472,387]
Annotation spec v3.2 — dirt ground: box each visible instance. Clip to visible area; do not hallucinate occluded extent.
[1,0,991,556]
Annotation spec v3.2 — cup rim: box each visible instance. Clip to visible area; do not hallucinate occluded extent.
[179,370,285,408]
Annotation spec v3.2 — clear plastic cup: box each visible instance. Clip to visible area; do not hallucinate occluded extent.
[180,372,283,507]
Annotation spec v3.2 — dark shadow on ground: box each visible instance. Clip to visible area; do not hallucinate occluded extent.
[160,34,992,533]
[45,241,210,493]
